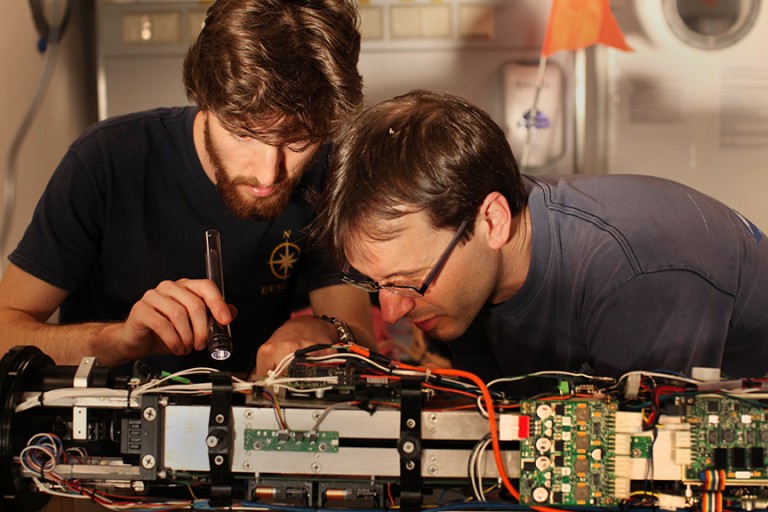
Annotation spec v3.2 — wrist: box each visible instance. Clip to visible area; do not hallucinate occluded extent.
[317,315,355,344]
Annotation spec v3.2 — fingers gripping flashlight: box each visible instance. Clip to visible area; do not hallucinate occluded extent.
[205,229,233,361]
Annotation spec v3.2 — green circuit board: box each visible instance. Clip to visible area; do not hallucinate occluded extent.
[683,395,768,483]
[243,429,340,453]
[519,398,619,506]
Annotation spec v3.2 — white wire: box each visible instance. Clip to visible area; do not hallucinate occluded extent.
[15,387,130,413]
[615,370,700,387]
[15,367,255,412]
[32,477,87,499]
[487,370,616,390]
[131,367,221,393]
[468,436,492,501]
[309,400,357,434]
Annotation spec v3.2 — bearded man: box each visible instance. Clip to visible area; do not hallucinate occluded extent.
[0,0,373,377]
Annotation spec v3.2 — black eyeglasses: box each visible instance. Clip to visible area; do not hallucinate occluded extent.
[341,219,470,298]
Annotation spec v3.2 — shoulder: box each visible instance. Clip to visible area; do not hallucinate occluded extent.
[528,174,739,236]
[528,174,752,287]
[72,107,196,151]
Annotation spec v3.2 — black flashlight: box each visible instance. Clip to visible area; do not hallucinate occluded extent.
[205,229,232,361]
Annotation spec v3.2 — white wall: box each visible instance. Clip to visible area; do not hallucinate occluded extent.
[2,0,767,254]
[0,1,97,268]
[606,0,768,231]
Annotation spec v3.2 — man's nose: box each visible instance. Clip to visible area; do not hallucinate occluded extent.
[254,143,283,186]
[378,289,415,325]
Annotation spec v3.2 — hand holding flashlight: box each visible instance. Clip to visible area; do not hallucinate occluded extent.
[205,229,233,361]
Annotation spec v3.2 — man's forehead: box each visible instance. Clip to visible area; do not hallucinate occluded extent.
[345,212,436,273]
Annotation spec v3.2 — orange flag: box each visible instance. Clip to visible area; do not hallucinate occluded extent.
[541,0,633,56]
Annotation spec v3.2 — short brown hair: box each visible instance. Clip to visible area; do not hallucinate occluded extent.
[183,0,363,144]
[312,90,527,262]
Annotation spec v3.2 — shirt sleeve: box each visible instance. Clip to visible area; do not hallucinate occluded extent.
[9,147,104,291]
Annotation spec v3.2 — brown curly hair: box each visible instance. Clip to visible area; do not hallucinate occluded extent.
[183,0,363,144]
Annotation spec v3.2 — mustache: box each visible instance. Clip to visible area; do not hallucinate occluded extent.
[227,176,288,188]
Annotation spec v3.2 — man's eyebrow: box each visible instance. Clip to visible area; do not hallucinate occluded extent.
[379,267,427,282]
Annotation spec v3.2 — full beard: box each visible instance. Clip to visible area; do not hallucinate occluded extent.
[204,122,307,222]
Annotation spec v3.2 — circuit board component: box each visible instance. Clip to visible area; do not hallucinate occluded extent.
[243,429,340,453]
[683,395,768,484]
[519,398,618,506]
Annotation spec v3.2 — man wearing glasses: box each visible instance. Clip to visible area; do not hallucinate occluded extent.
[313,89,768,383]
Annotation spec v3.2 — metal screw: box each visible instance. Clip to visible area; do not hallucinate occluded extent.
[406,418,416,429]
[402,441,415,454]
[429,413,438,423]
[215,414,225,424]
[214,455,224,466]
[244,409,254,420]
[312,411,321,420]
[311,462,321,473]
[243,461,252,471]
[428,464,439,476]
[206,435,219,448]
[405,461,415,471]
[141,455,156,469]
[143,407,157,422]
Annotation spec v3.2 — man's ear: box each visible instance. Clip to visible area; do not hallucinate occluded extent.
[479,192,512,250]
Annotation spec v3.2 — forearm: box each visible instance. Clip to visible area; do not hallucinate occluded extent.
[0,309,131,366]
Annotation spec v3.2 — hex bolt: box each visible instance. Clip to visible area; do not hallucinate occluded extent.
[142,407,157,422]
[406,418,416,429]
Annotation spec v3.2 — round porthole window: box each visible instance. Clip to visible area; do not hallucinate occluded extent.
[662,0,760,50]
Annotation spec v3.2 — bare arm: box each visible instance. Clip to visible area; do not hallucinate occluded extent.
[253,284,374,377]
[0,264,234,366]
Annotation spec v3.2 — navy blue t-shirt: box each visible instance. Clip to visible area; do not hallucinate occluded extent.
[10,107,341,374]
[450,174,768,381]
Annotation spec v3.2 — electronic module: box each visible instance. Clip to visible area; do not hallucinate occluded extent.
[0,343,766,511]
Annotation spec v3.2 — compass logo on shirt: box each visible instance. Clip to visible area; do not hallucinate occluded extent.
[269,230,301,280]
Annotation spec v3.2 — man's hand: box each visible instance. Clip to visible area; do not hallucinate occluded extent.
[252,315,338,379]
[113,278,235,362]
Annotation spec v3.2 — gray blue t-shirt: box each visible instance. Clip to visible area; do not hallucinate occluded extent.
[450,174,768,382]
